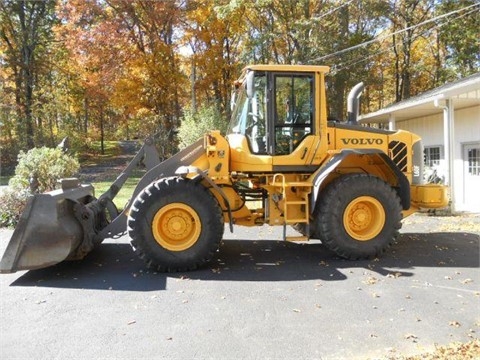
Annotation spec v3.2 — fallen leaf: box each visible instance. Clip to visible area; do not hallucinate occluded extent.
[461,278,473,285]
[293,308,301,313]
[127,320,136,325]
[387,272,402,279]
[363,276,379,285]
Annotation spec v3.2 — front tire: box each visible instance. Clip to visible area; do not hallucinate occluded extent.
[314,174,402,259]
[127,177,224,272]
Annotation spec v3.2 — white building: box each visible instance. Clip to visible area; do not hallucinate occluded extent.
[359,73,480,213]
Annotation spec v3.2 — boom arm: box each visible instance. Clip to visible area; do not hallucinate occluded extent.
[98,138,206,239]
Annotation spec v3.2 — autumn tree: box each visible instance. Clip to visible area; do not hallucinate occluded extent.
[436,0,480,81]
[182,0,244,121]
[102,0,188,155]
[0,0,57,149]
[1,0,478,169]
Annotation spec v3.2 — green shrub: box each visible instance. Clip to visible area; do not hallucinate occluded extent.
[0,188,30,228]
[1,147,80,228]
[178,104,228,149]
[9,147,80,193]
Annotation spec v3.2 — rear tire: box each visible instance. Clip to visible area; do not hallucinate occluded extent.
[314,174,402,259]
[127,177,224,272]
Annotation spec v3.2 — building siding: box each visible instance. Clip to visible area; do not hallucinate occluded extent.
[396,105,480,212]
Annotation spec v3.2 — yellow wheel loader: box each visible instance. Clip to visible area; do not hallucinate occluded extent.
[0,65,448,273]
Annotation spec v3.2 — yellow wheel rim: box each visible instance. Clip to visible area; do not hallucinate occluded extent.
[152,203,201,251]
[343,196,385,241]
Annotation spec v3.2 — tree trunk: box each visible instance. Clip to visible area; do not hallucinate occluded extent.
[100,106,105,155]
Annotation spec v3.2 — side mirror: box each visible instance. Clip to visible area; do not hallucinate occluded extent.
[246,70,254,99]
[230,91,236,112]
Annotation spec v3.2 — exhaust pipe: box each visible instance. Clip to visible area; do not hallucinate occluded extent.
[347,82,365,125]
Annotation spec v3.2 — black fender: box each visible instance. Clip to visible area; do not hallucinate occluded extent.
[310,149,410,214]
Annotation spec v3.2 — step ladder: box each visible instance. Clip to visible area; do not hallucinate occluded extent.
[272,174,312,242]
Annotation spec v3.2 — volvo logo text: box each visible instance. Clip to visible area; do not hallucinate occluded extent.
[341,138,384,145]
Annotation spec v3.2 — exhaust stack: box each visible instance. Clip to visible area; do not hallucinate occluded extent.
[347,82,365,125]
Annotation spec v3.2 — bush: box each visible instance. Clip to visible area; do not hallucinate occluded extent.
[9,147,80,193]
[0,188,30,228]
[0,147,80,228]
[178,104,228,149]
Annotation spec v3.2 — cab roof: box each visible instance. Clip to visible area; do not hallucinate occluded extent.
[244,64,330,73]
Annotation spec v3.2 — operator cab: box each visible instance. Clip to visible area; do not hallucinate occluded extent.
[228,68,315,156]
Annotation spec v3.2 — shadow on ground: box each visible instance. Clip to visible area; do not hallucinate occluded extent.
[9,231,479,292]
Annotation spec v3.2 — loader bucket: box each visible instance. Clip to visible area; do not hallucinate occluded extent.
[0,183,96,273]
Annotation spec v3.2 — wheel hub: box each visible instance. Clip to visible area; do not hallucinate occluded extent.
[152,203,201,251]
[343,196,384,241]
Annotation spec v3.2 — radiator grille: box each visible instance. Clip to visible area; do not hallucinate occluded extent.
[389,141,408,172]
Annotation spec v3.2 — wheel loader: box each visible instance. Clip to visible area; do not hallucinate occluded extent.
[0,64,448,273]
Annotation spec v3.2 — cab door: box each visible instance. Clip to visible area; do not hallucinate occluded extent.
[268,72,318,171]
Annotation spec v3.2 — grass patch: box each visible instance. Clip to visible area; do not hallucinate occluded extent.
[92,170,144,210]
[80,141,122,165]
[90,140,121,156]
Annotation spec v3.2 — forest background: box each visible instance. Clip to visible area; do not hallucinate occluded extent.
[1,0,479,173]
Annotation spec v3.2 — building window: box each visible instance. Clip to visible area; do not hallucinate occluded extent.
[468,147,480,176]
[424,146,443,167]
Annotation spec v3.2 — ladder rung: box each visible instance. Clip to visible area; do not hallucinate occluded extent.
[271,182,312,188]
[286,235,309,242]
[285,218,309,223]
[285,200,307,205]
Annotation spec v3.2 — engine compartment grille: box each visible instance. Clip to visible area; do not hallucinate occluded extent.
[389,141,408,173]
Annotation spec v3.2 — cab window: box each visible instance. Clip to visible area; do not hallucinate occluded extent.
[274,75,313,155]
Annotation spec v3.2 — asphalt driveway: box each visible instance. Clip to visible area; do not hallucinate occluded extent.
[0,213,479,360]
